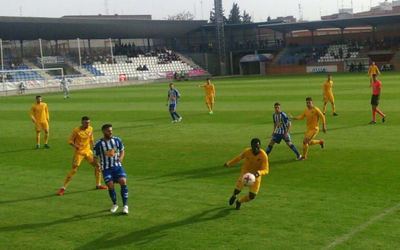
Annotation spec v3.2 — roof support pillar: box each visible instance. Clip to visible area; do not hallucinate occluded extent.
[310,30,314,46]
[20,40,24,60]
[39,38,44,69]
[0,38,3,71]
[340,28,344,42]
[77,38,82,68]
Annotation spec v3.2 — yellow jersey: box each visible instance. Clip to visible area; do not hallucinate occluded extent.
[68,126,94,153]
[296,107,326,131]
[368,65,380,77]
[202,84,215,97]
[323,80,333,95]
[226,148,269,176]
[30,102,49,123]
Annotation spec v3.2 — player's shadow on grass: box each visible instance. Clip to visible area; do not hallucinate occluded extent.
[0,209,111,233]
[142,165,236,184]
[0,147,42,154]
[76,206,233,249]
[0,189,94,205]
[114,113,209,131]
[289,123,369,136]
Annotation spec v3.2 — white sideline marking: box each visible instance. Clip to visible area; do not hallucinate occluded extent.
[324,202,400,249]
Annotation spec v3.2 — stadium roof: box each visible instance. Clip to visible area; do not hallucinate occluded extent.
[0,16,207,40]
[258,13,400,33]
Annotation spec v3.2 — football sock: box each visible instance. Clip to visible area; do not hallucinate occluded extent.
[36,132,40,145]
[95,168,102,186]
[239,195,251,203]
[44,132,49,144]
[173,112,180,118]
[323,103,327,114]
[332,103,336,113]
[63,166,78,188]
[303,143,309,159]
[121,185,128,206]
[108,189,117,204]
[372,109,377,121]
[289,144,300,157]
[266,145,273,155]
[376,108,385,118]
[170,112,176,120]
[233,189,241,196]
[310,140,321,146]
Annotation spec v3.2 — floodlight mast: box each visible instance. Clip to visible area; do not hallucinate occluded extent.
[214,0,226,75]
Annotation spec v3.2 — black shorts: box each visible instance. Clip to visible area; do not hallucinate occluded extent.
[371,95,380,106]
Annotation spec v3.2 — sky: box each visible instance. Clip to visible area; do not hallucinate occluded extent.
[0,0,384,22]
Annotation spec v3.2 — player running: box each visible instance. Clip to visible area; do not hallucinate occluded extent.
[198,78,216,114]
[167,83,182,123]
[291,97,326,160]
[322,74,338,116]
[265,102,301,160]
[94,124,129,214]
[57,116,108,196]
[30,95,50,149]
[224,138,269,210]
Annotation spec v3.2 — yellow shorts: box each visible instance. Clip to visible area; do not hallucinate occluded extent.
[205,95,214,105]
[72,150,94,167]
[304,128,319,141]
[35,121,49,132]
[323,94,334,103]
[235,175,262,194]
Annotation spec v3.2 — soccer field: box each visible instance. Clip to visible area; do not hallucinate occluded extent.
[1,73,400,249]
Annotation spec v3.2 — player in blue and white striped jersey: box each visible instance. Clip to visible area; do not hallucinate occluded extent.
[265,102,302,160]
[167,83,182,123]
[94,124,129,214]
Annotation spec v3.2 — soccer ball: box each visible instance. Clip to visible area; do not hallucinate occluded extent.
[242,173,256,187]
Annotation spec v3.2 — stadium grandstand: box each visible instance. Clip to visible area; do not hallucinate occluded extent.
[1,8,400,94]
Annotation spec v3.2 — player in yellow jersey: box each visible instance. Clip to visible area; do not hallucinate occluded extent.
[292,97,327,160]
[57,116,107,196]
[224,138,269,210]
[30,95,50,149]
[322,74,338,116]
[198,78,216,114]
[368,61,380,84]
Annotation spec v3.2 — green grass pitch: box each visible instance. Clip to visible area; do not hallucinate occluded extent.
[0,73,400,249]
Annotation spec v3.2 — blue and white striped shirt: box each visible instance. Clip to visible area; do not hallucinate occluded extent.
[168,89,180,105]
[94,136,125,170]
[273,111,290,135]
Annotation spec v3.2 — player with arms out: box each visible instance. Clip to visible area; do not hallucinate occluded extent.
[224,138,269,210]
[291,97,326,160]
[322,74,338,116]
[30,95,50,149]
[94,124,129,214]
[57,116,108,196]
[198,78,216,114]
[369,74,386,124]
[265,102,301,160]
[167,83,182,123]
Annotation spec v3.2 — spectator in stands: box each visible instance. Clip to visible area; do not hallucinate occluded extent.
[357,62,364,72]
[142,65,149,71]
